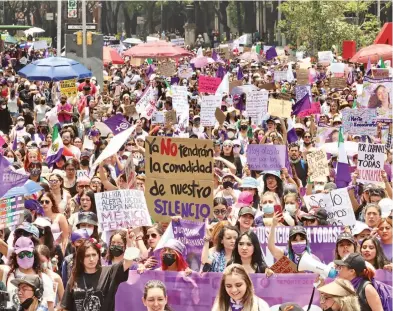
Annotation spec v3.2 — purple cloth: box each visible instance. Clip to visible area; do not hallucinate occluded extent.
[103,114,131,135]
[0,154,29,197]
[212,50,218,61]
[266,46,278,60]
[292,94,311,115]
[216,65,225,79]
[237,65,243,80]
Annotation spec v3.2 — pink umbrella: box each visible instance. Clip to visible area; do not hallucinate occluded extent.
[190,56,215,68]
[238,51,264,62]
[350,44,393,64]
[123,40,192,58]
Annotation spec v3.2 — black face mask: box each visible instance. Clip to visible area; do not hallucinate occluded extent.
[240,125,248,131]
[80,159,89,166]
[20,297,34,309]
[109,245,124,258]
[29,167,41,176]
[162,253,176,266]
[72,117,78,123]
[223,181,234,189]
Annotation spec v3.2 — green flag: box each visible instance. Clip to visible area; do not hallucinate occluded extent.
[352,99,357,109]
[147,58,153,65]
[256,44,261,55]
[380,56,386,68]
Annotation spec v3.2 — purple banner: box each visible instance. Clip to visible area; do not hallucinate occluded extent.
[0,155,29,198]
[172,220,205,272]
[246,144,286,171]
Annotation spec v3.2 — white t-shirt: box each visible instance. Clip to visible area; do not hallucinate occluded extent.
[34,104,50,122]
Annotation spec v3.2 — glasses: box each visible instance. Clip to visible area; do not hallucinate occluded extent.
[157,132,165,136]
[320,295,333,303]
[40,199,51,205]
[213,209,227,216]
[223,144,232,147]
[18,287,34,294]
[17,251,33,259]
[91,181,102,185]
[78,184,90,189]
[304,136,311,138]
[49,180,59,184]
[146,233,158,239]
[66,168,75,172]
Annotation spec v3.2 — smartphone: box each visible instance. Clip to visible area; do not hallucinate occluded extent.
[274,204,282,215]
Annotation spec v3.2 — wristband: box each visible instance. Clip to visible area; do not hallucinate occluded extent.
[307,176,313,184]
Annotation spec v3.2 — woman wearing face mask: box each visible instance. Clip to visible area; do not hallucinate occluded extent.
[69,191,97,231]
[4,148,18,164]
[283,192,302,225]
[105,230,128,265]
[157,239,192,276]
[317,278,360,311]
[37,244,65,307]
[360,237,392,271]
[214,173,240,208]
[219,140,242,178]
[142,280,173,311]
[34,97,50,123]
[10,116,28,147]
[258,191,288,227]
[212,264,270,311]
[3,237,55,311]
[7,88,21,121]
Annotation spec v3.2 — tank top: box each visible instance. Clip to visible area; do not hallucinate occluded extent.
[64,180,77,197]
[7,96,18,113]
[357,279,373,311]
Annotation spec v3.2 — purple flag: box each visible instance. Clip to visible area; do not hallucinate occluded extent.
[216,65,225,79]
[237,65,243,80]
[266,46,278,60]
[171,77,180,85]
[146,65,155,78]
[0,154,29,197]
[212,50,218,61]
[292,94,311,115]
[366,57,372,75]
[103,114,132,135]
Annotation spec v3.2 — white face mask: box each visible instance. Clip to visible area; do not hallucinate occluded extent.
[17,121,24,127]
[84,228,94,236]
[6,157,14,164]
[285,204,296,215]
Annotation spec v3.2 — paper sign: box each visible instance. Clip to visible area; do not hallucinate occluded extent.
[33,40,48,50]
[94,189,152,231]
[145,137,214,222]
[246,144,286,170]
[330,77,346,89]
[296,51,304,60]
[306,149,329,182]
[151,111,165,124]
[372,69,389,79]
[298,102,321,117]
[60,79,77,98]
[76,170,89,179]
[0,196,24,229]
[268,98,292,118]
[330,63,345,74]
[136,86,154,114]
[246,89,268,124]
[318,51,333,64]
[304,189,356,227]
[295,85,311,103]
[229,80,243,92]
[164,110,177,124]
[198,75,221,94]
[296,69,309,85]
[215,107,226,125]
[357,143,385,183]
[178,65,193,79]
[274,71,287,82]
[158,62,176,77]
[171,85,188,118]
[200,95,221,126]
[342,109,378,136]
[270,256,298,274]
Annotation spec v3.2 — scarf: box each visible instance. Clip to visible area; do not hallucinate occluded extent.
[289,157,301,164]
[211,250,226,272]
[229,298,243,311]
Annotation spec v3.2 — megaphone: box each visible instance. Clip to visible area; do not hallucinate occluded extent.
[297,252,337,279]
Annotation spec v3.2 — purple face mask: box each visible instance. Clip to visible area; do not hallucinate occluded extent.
[17,256,34,269]
[291,241,307,254]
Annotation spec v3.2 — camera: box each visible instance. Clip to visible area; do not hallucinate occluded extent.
[0,290,16,311]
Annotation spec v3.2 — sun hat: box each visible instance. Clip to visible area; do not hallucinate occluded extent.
[239,177,259,189]
[318,278,356,297]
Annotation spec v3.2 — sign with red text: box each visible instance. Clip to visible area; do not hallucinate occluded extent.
[198,75,222,94]
[357,143,385,183]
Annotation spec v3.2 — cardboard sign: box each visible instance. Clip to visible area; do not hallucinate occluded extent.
[158,62,176,77]
[277,92,292,101]
[306,149,329,182]
[296,69,309,85]
[268,98,292,118]
[274,71,287,82]
[303,189,356,228]
[94,189,152,231]
[198,75,221,94]
[330,77,347,89]
[372,69,389,79]
[246,89,268,124]
[130,57,143,66]
[342,109,378,136]
[215,107,226,125]
[164,110,177,124]
[270,256,298,274]
[357,143,385,183]
[298,102,321,117]
[145,137,214,222]
[260,82,276,91]
[229,80,243,92]
[124,104,137,117]
[200,95,221,126]
[246,144,286,170]
[60,79,77,98]
[124,155,136,189]
[151,111,165,124]
[0,196,24,229]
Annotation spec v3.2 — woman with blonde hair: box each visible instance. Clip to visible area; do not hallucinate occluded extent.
[317,278,360,311]
[212,264,269,311]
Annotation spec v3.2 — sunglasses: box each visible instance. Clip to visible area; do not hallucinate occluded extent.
[304,136,311,138]
[40,199,51,205]
[157,132,165,136]
[213,209,227,216]
[49,180,59,184]
[146,233,158,239]
[18,251,33,259]
[78,185,90,189]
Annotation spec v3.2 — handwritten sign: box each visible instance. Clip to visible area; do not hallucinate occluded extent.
[0,196,24,229]
[296,69,309,85]
[151,111,165,124]
[198,75,221,94]
[158,62,176,77]
[246,89,268,124]
[145,137,214,222]
[298,102,321,117]
[357,143,384,183]
[306,149,329,182]
[200,95,221,126]
[76,170,89,179]
[270,255,297,274]
[295,85,311,103]
[246,144,286,170]
[342,109,378,136]
[274,71,287,82]
[304,188,356,228]
[318,51,333,64]
[60,79,77,98]
[178,65,193,79]
[268,98,292,118]
[136,86,154,114]
[94,189,152,232]
[330,77,346,89]
[172,85,188,118]
[164,110,177,124]
[372,69,389,79]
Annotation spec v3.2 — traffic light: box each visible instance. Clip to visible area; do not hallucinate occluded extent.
[87,32,92,45]
[76,31,82,45]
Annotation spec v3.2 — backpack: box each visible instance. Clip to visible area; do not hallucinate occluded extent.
[359,279,392,311]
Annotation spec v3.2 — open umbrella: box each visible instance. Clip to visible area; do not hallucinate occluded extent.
[103,46,124,65]
[24,27,45,36]
[4,35,17,44]
[123,38,143,45]
[238,51,264,62]
[18,57,92,81]
[350,44,393,64]
[190,56,215,68]
[123,40,189,58]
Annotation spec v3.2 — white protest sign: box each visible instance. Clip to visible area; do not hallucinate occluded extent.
[318,51,333,64]
[304,188,356,227]
[136,86,154,114]
[151,111,165,124]
[33,40,48,50]
[76,170,89,179]
[274,71,287,82]
[178,65,193,79]
[357,143,385,183]
[330,63,345,74]
[306,149,329,182]
[172,85,189,130]
[296,51,304,60]
[341,109,377,136]
[200,95,221,126]
[246,89,268,124]
[94,189,152,232]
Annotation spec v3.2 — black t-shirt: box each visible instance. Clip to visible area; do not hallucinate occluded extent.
[61,262,128,311]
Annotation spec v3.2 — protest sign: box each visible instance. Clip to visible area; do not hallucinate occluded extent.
[229,80,243,92]
[164,110,177,124]
[60,79,77,98]
[298,102,321,117]
[357,143,385,183]
[330,77,346,89]
[198,75,221,94]
[178,65,193,79]
[151,111,165,124]
[158,62,177,77]
[296,68,309,85]
[274,71,287,82]
[259,82,276,91]
[215,107,226,125]
[268,98,292,118]
[270,256,298,274]
[171,38,185,46]
[295,85,312,103]
[0,166,29,198]
[136,86,154,114]
[172,219,205,271]
[32,40,48,50]
[145,137,214,222]
[296,51,304,60]
[372,69,389,79]
[306,149,329,182]
[318,51,333,64]
[246,89,268,124]
[200,95,221,126]
[94,189,152,231]
[303,189,356,228]
[330,63,345,74]
[76,170,89,179]
[342,109,378,136]
[0,196,24,229]
[246,145,286,170]
[130,57,143,66]
[172,85,189,129]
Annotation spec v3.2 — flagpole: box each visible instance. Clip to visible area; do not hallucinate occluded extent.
[57,0,61,55]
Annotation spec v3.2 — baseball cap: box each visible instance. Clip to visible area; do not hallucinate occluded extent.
[318,278,356,297]
[71,228,91,243]
[77,211,98,227]
[14,237,34,254]
[289,226,307,238]
[334,253,366,274]
[235,192,254,208]
[336,232,356,245]
[33,217,52,228]
[15,222,40,239]
[301,208,328,222]
[11,275,42,292]
[238,207,256,217]
[352,221,371,236]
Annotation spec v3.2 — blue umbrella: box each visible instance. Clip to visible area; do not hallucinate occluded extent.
[1,180,43,199]
[18,57,92,81]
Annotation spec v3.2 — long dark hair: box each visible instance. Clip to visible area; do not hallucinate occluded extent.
[105,230,126,263]
[6,248,42,283]
[360,237,390,269]
[143,280,173,311]
[38,192,60,214]
[216,225,239,253]
[69,240,101,288]
[231,231,267,271]
[80,190,97,214]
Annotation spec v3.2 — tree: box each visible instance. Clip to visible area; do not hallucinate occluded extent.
[213,1,230,41]
[101,1,122,35]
